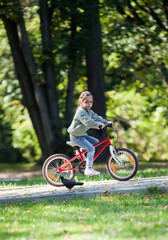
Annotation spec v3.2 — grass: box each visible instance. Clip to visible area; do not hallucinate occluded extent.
[0,190,168,240]
[0,161,167,188]
[0,162,168,239]
[0,163,35,172]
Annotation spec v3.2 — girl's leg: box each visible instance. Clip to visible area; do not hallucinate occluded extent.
[84,136,99,167]
[70,136,97,169]
[85,135,99,145]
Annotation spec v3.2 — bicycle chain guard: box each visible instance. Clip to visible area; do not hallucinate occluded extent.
[78,161,86,175]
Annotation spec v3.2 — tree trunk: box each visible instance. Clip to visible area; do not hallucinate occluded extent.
[1,16,50,159]
[65,0,78,127]
[1,2,65,160]
[39,0,64,147]
[84,0,107,144]
[85,0,106,118]
[158,63,168,88]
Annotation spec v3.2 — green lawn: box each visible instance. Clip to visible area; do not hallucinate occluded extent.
[0,161,168,239]
[0,161,167,188]
[0,190,168,240]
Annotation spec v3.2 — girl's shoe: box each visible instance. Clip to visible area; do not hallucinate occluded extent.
[92,169,101,175]
[84,168,100,177]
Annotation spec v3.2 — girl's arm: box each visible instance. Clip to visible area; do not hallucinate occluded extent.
[90,110,109,125]
[78,110,102,129]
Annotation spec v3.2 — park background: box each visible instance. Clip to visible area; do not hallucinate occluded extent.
[0,0,168,165]
[0,2,168,240]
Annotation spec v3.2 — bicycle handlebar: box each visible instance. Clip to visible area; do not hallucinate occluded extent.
[99,123,114,130]
[98,123,119,145]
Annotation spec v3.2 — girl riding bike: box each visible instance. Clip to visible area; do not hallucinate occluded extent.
[42,91,138,187]
[67,91,113,177]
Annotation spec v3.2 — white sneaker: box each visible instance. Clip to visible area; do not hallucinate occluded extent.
[84,168,100,177]
[92,169,101,175]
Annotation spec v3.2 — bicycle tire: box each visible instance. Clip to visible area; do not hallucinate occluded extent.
[106,148,138,181]
[42,154,75,187]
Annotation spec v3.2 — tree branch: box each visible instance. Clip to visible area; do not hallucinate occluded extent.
[116,1,145,26]
[133,0,167,31]
[163,0,168,24]
[127,0,145,25]
[116,4,135,23]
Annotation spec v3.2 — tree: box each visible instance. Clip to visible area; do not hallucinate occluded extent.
[0,0,107,160]
[106,0,168,88]
[0,0,64,160]
[65,0,78,126]
[84,0,106,117]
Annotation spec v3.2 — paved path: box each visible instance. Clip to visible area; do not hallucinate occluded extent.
[0,176,167,203]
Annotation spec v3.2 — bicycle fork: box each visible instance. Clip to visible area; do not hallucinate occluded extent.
[109,145,123,165]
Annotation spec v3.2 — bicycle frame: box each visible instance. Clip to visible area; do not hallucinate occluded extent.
[57,133,122,173]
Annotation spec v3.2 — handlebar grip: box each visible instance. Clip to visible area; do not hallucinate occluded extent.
[106,123,113,128]
[99,123,113,130]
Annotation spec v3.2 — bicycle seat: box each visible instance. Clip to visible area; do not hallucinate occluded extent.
[66,141,78,147]
[66,141,84,152]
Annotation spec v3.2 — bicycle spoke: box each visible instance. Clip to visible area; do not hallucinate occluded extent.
[42,154,74,186]
[107,148,138,181]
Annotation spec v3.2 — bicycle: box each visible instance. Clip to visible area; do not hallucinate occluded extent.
[42,124,138,187]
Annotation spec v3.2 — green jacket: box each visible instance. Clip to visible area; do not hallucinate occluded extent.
[67,106,109,136]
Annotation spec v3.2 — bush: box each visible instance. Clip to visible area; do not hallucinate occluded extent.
[106,88,168,161]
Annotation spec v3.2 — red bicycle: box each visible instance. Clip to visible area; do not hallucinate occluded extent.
[42,125,138,187]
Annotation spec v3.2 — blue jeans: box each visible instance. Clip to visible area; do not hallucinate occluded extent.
[70,135,99,169]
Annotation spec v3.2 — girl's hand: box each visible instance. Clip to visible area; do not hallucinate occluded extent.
[101,124,106,129]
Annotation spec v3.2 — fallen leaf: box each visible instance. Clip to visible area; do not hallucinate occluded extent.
[27,208,32,212]
[57,222,63,226]
[118,192,123,197]
[103,190,109,196]
[108,196,114,201]
[83,225,93,232]
[144,195,152,201]
[13,221,18,226]
[5,223,10,227]
[63,200,67,204]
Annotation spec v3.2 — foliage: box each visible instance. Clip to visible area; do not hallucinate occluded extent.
[106,86,168,161]
[100,0,168,161]
[12,105,41,162]
[0,19,41,163]
[0,1,168,163]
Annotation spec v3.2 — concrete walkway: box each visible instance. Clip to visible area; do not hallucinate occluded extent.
[0,176,167,203]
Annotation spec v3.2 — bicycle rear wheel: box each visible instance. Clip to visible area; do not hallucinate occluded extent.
[42,154,75,187]
[106,148,138,181]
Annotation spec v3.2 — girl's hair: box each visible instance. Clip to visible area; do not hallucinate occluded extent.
[78,91,93,105]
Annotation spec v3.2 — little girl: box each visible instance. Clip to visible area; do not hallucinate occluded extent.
[67,91,112,177]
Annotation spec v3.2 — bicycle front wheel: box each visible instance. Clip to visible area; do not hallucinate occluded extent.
[106,148,138,181]
[42,154,75,187]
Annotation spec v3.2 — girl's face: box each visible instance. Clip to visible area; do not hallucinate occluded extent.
[81,96,93,110]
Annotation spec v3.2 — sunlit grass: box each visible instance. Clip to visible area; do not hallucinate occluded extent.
[0,161,167,188]
[0,162,168,239]
[0,191,168,240]
[0,163,35,172]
